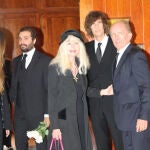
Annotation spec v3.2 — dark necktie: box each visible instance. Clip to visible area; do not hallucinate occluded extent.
[96,43,102,63]
[21,54,27,70]
[113,52,119,72]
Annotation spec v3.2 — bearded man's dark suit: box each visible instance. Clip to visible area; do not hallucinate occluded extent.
[86,36,123,150]
[10,50,51,150]
[113,44,150,150]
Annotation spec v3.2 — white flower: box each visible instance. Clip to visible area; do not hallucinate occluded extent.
[27,121,49,144]
[35,135,43,143]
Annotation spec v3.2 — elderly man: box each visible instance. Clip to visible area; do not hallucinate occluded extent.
[110,20,150,150]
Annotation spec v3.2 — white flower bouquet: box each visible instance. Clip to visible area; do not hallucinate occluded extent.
[27,121,49,143]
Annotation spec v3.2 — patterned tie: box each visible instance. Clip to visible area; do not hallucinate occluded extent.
[96,43,102,63]
[21,54,27,70]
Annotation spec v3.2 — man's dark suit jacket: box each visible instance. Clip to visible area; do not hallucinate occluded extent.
[113,44,150,131]
[86,36,116,99]
[10,50,50,129]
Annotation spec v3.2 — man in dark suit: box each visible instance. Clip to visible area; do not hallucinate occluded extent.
[84,11,123,150]
[10,26,51,150]
[110,20,150,150]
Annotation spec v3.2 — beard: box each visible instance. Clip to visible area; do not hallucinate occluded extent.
[20,43,34,52]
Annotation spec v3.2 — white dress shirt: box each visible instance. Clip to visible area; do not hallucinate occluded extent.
[94,34,109,56]
[22,48,35,69]
[116,43,130,67]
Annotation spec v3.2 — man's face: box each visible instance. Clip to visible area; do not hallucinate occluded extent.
[110,22,132,50]
[18,31,36,52]
[90,19,105,38]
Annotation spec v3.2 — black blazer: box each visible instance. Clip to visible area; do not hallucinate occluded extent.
[10,50,51,128]
[86,36,116,98]
[113,44,150,130]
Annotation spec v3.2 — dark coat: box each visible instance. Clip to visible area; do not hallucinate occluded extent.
[47,65,92,150]
[113,44,150,131]
[10,50,51,129]
[0,88,11,149]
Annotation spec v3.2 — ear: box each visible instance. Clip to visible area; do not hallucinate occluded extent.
[33,39,36,44]
[128,32,132,40]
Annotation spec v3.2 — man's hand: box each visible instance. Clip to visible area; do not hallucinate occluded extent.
[136,119,148,132]
[5,130,10,137]
[100,84,114,96]
[44,117,50,127]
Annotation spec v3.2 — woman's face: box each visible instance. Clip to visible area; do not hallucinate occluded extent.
[65,35,80,59]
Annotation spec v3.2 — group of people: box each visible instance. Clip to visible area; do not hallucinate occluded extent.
[0,10,150,150]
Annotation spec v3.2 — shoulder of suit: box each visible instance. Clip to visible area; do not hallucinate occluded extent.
[36,50,51,61]
[85,40,94,46]
[13,54,22,62]
[129,45,143,55]
[85,41,94,54]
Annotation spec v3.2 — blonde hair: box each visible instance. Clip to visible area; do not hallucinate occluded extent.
[51,35,90,75]
[0,31,5,93]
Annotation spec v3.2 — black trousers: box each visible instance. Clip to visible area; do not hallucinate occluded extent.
[89,96,124,150]
[0,118,3,150]
[14,114,47,150]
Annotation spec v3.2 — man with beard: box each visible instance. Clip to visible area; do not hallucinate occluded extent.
[10,26,51,150]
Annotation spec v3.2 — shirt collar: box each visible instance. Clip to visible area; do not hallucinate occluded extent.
[23,47,35,57]
[94,34,109,53]
[117,43,130,55]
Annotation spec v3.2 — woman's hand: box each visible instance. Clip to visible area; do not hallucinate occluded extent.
[52,129,62,140]
[44,116,50,127]
[5,130,10,137]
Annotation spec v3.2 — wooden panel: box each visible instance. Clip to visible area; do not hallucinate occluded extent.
[106,0,118,17]
[93,0,106,11]
[0,0,39,9]
[80,0,93,33]
[130,0,143,44]
[106,0,130,17]
[143,0,150,66]
[143,0,150,53]
[0,13,40,58]
[42,0,79,7]
[41,14,80,57]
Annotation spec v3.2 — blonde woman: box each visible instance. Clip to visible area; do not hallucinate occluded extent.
[48,30,92,150]
[0,30,11,150]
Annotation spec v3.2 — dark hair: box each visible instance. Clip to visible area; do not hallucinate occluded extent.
[19,26,37,40]
[84,11,109,37]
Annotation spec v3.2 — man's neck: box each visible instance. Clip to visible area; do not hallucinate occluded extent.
[95,34,105,42]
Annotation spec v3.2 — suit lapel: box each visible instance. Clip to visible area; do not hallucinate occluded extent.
[27,50,40,71]
[88,41,99,64]
[101,37,115,64]
[114,44,132,79]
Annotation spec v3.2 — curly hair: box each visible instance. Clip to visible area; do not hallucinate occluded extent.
[84,11,110,37]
